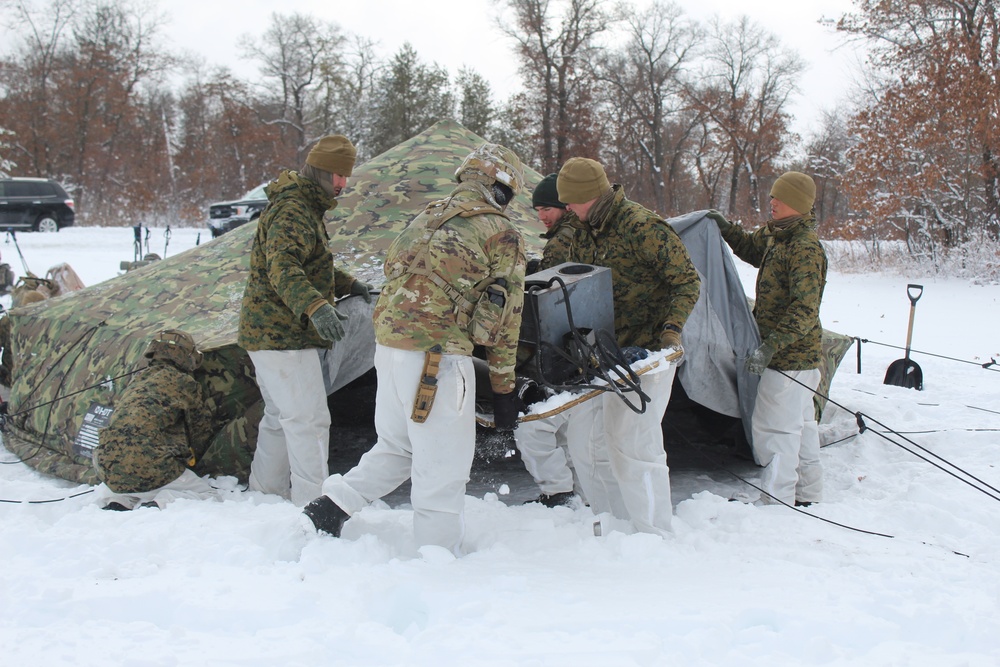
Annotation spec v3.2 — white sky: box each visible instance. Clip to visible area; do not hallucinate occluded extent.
[161,0,865,139]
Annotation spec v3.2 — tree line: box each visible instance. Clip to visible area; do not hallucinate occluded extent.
[1,0,997,270]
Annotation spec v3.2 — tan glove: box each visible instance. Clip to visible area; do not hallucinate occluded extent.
[660,326,684,360]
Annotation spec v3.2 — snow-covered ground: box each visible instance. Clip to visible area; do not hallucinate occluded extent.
[2,226,999,666]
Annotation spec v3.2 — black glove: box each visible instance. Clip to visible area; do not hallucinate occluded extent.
[309,303,348,342]
[350,280,375,304]
[706,209,731,232]
[493,390,521,432]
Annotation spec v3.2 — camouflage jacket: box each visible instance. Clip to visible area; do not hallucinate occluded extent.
[539,210,595,271]
[572,186,701,350]
[721,214,828,370]
[238,170,357,351]
[95,360,214,494]
[374,190,526,393]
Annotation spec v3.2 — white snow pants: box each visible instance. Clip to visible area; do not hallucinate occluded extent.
[98,469,217,509]
[248,348,331,507]
[322,344,476,555]
[567,363,676,537]
[753,368,823,505]
[514,405,579,496]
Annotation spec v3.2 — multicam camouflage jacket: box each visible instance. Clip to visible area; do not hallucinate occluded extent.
[238,170,357,351]
[538,210,595,271]
[374,190,526,394]
[721,214,828,370]
[95,360,214,494]
[571,185,701,350]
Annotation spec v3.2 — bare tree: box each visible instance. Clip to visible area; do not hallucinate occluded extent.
[240,12,345,162]
[594,0,699,213]
[498,0,610,172]
[690,15,803,216]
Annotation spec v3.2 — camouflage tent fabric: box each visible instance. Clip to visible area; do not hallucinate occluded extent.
[2,120,548,484]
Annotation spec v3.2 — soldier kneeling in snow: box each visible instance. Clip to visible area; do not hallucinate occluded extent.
[94,330,217,510]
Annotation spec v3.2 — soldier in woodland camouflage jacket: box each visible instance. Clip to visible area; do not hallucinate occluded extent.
[304,143,526,555]
[553,157,701,537]
[709,171,828,507]
[239,135,373,507]
[94,330,217,510]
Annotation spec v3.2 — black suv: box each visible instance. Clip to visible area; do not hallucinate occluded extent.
[208,182,268,237]
[0,177,76,232]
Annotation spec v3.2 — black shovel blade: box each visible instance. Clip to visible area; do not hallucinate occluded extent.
[883,358,923,390]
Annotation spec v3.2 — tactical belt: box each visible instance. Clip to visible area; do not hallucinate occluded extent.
[411,344,443,423]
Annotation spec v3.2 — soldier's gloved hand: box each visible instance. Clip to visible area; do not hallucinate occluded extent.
[745,342,775,375]
[706,209,731,232]
[493,390,521,432]
[621,346,649,364]
[310,303,348,342]
[660,327,684,361]
[350,280,375,304]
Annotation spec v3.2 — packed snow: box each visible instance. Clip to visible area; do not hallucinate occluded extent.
[1,226,998,666]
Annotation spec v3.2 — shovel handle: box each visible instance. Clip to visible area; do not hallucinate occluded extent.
[907,284,923,306]
[903,284,922,353]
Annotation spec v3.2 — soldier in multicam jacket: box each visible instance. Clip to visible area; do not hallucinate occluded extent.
[708,171,828,507]
[94,330,216,510]
[554,157,701,537]
[303,143,527,555]
[238,135,373,507]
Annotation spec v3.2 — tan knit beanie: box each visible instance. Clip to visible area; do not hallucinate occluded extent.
[557,157,611,204]
[306,135,357,177]
[770,171,816,215]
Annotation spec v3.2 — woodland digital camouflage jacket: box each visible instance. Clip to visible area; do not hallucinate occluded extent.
[238,170,357,351]
[95,360,214,494]
[373,190,526,393]
[571,186,701,350]
[721,214,828,370]
[538,210,595,271]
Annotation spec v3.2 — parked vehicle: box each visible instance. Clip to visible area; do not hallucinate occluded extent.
[207,183,268,237]
[0,177,75,232]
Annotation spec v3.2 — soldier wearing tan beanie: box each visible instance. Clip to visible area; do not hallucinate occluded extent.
[550,155,700,538]
[711,170,828,508]
[238,133,372,506]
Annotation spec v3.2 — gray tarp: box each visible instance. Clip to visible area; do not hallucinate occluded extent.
[669,211,761,445]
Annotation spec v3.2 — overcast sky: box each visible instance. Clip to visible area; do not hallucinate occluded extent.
[157,0,864,140]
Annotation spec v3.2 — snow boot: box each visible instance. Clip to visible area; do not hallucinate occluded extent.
[101,501,131,512]
[534,491,576,508]
[303,495,349,537]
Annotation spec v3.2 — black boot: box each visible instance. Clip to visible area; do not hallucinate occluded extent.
[535,491,576,508]
[303,495,349,537]
[101,501,131,511]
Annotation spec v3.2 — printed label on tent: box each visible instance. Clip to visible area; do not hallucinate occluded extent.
[73,403,113,459]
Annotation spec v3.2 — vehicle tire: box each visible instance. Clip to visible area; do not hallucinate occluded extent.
[35,216,60,233]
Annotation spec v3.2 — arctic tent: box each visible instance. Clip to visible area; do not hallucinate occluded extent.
[1,120,548,484]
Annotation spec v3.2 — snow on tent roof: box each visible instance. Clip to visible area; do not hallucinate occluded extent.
[2,120,547,484]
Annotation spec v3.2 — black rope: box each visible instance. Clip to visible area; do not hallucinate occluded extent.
[663,419,970,557]
[857,337,1000,372]
[779,370,1000,504]
[0,488,94,504]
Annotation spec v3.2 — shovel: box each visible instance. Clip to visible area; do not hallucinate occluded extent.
[883,284,923,390]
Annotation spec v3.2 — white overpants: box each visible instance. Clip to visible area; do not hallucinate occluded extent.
[753,368,822,505]
[322,344,476,555]
[567,363,676,537]
[248,348,331,507]
[514,405,579,496]
[98,469,217,509]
